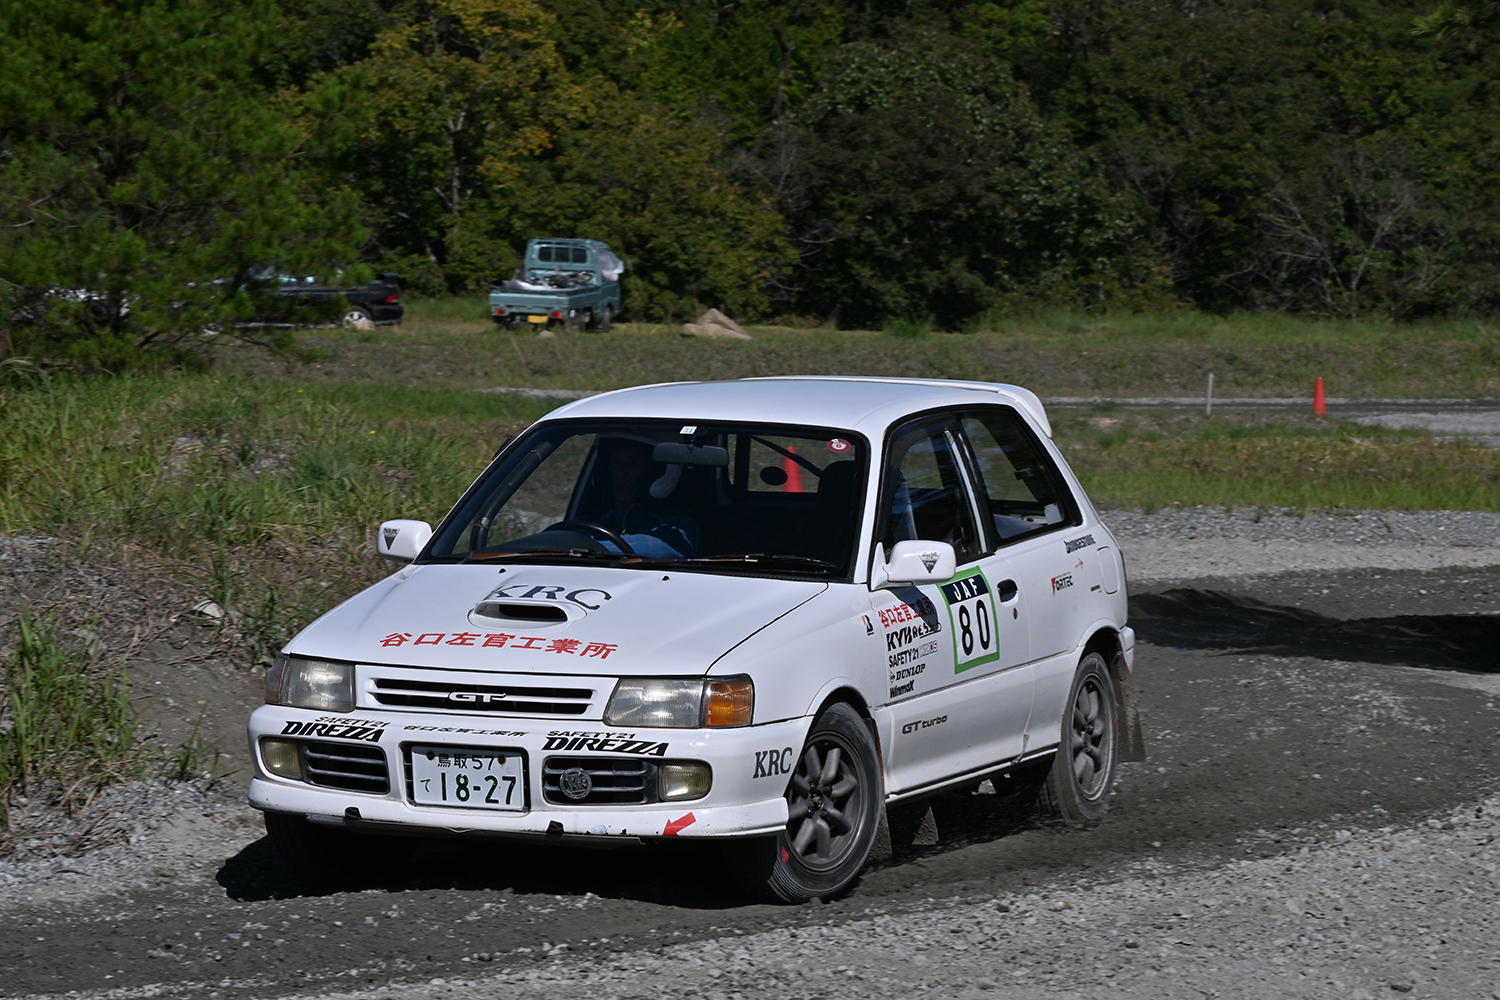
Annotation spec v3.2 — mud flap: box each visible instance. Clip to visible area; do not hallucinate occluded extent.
[1110,652,1147,762]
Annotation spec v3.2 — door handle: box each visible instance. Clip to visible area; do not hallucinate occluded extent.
[997,579,1019,601]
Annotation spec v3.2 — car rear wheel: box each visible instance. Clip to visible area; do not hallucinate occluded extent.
[263,810,418,888]
[728,702,881,903]
[1037,651,1118,825]
[341,305,374,328]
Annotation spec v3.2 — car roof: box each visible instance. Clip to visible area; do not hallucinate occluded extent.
[545,377,1053,438]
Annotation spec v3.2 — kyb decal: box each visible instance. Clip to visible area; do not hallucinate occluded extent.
[753,747,796,779]
[542,735,668,756]
[280,720,383,743]
[886,621,941,651]
[1064,533,1097,554]
[901,714,948,735]
[484,583,613,610]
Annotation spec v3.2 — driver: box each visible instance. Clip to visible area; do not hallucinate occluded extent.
[594,440,698,558]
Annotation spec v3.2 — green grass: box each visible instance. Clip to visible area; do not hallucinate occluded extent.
[0,373,556,660]
[215,304,1500,399]
[0,613,140,827]
[1053,412,1500,512]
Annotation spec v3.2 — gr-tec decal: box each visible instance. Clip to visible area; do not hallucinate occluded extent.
[901,715,948,735]
[940,568,1000,673]
[541,735,668,756]
[484,583,614,610]
[1052,573,1074,593]
[280,720,383,743]
[379,632,618,658]
[753,747,796,778]
[1064,533,1097,554]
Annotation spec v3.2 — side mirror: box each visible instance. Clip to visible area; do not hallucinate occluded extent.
[870,540,957,589]
[377,519,432,564]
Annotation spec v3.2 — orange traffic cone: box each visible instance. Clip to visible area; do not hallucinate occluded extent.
[783,447,804,493]
[1313,377,1326,417]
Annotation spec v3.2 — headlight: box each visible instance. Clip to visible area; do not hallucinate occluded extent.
[604,676,753,728]
[269,656,354,712]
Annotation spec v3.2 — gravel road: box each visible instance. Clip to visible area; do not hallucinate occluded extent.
[3,508,1498,1000]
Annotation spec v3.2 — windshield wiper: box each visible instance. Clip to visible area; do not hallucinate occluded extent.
[460,549,618,564]
[630,553,838,571]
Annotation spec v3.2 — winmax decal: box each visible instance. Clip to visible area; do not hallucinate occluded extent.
[541,735,668,756]
[280,720,383,743]
[753,747,795,779]
[1064,533,1096,554]
[885,621,940,651]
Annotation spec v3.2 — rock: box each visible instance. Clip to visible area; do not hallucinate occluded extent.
[352,317,375,331]
[680,322,751,340]
[698,308,748,336]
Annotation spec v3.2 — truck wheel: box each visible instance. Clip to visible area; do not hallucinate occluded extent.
[727,702,881,903]
[263,811,417,888]
[597,305,613,332]
[1036,652,1118,826]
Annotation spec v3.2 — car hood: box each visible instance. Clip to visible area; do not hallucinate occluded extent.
[288,563,827,676]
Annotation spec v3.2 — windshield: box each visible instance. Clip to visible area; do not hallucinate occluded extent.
[424,420,868,578]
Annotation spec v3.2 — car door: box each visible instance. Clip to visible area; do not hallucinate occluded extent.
[955,407,1092,755]
[872,413,1034,797]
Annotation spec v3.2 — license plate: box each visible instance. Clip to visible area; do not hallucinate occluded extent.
[526,315,548,324]
[409,745,525,810]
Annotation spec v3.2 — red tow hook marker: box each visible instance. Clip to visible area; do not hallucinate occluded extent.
[663,812,696,836]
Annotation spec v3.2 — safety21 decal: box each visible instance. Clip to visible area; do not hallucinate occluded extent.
[939,568,999,673]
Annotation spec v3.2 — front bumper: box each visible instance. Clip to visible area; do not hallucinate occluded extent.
[246,705,807,841]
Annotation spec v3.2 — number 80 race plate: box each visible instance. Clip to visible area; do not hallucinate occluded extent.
[409,746,525,811]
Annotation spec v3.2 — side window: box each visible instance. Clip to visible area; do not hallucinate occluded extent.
[960,409,1077,544]
[879,417,982,565]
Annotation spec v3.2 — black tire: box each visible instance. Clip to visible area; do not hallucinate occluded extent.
[1037,651,1119,826]
[597,304,613,331]
[263,811,417,888]
[340,305,373,328]
[728,702,882,903]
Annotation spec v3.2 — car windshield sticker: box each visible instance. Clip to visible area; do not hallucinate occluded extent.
[940,567,1000,673]
[828,437,851,453]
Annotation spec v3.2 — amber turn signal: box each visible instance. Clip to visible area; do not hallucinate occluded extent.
[703,676,753,727]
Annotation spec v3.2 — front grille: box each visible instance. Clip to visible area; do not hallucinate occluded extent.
[303,741,389,794]
[542,756,654,805]
[371,677,593,716]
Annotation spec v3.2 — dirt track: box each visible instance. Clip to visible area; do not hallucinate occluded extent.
[2,549,1498,999]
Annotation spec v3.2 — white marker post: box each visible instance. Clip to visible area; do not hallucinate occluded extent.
[1205,372,1214,416]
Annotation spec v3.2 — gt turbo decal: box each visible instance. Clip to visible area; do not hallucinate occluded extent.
[753,747,796,778]
[280,720,383,743]
[1065,533,1096,554]
[484,583,613,610]
[379,632,618,658]
[901,715,947,735]
[940,568,999,673]
[542,735,668,755]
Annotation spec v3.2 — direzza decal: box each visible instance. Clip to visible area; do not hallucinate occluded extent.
[281,720,383,743]
[542,735,668,756]
[378,632,618,658]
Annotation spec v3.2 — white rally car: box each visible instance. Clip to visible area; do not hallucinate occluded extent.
[249,377,1142,901]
